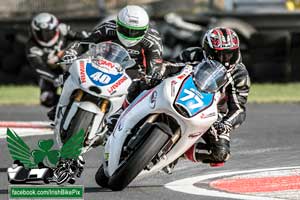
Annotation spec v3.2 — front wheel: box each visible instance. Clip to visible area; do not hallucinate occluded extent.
[61,108,94,144]
[107,126,169,191]
[95,165,109,188]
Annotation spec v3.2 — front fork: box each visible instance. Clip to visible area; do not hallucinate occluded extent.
[56,89,111,151]
[81,97,110,154]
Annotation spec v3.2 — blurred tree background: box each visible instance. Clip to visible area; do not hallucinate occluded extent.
[0,0,300,84]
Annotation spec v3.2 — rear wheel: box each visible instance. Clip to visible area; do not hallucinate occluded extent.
[61,108,94,144]
[108,126,169,191]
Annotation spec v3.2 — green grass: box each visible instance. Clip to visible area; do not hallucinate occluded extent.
[0,85,40,105]
[0,83,300,105]
[248,83,300,103]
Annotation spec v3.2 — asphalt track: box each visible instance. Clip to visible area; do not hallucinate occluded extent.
[0,103,300,200]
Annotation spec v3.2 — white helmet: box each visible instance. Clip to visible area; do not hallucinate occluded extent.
[117,5,149,47]
[31,12,59,47]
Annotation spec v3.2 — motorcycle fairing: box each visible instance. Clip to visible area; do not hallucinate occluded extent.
[104,66,219,176]
[174,75,213,117]
[86,63,122,86]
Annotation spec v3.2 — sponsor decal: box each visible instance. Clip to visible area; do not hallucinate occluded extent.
[96,58,115,69]
[79,61,86,83]
[107,76,128,94]
[200,112,216,119]
[150,91,158,108]
[177,68,192,80]
[117,122,123,131]
[104,153,109,161]
[171,80,177,97]
[177,74,186,80]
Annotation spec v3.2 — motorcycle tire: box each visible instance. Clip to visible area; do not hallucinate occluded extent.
[62,108,94,144]
[107,126,169,191]
[95,165,109,188]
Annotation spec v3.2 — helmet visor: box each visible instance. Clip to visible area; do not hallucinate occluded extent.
[117,20,148,39]
[35,29,57,42]
[213,48,239,68]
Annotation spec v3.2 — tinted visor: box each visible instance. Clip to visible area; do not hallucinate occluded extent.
[117,21,148,39]
[35,29,57,42]
[213,49,239,68]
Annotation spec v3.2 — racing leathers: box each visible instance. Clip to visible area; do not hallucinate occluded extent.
[26,23,88,107]
[177,47,251,164]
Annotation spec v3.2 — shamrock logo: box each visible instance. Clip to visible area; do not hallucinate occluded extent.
[31,139,60,166]
[6,128,85,168]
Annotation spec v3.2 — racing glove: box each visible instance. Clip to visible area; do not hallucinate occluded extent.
[149,70,163,86]
[212,121,232,141]
[61,49,78,64]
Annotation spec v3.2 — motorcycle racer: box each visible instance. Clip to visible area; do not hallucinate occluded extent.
[26,12,88,119]
[174,27,251,169]
[62,5,164,133]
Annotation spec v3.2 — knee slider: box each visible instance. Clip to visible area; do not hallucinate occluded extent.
[210,138,230,162]
[211,147,230,162]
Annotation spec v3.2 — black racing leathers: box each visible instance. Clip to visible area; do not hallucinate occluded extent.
[26,23,87,107]
[65,20,163,80]
[177,46,250,163]
[26,23,87,81]
[177,47,251,129]
[65,20,163,104]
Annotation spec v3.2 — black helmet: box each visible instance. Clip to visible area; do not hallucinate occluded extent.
[31,13,59,47]
[202,27,240,70]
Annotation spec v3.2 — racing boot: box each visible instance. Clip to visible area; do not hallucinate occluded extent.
[207,134,230,167]
[47,106,57,121]
[200,132,230,167]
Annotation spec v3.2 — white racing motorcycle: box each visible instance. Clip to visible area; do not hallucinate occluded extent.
[54,42,135,152]
[95,60,228,191]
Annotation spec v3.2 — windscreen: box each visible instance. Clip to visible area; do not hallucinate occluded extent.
[193,60,227,93]
[88,42,135,69]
